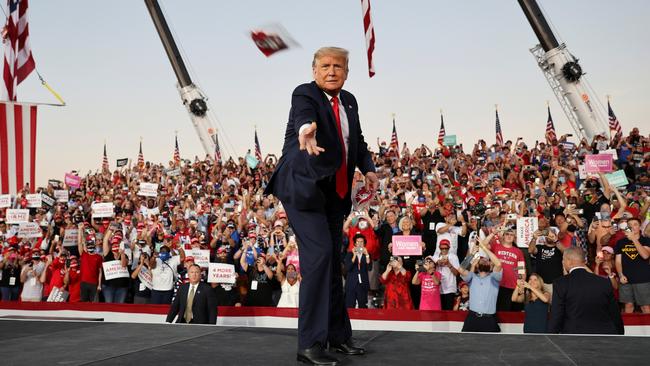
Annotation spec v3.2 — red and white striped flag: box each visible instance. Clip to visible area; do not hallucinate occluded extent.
[545,106,557,144]
[390,116,399,159]
[607,100,622,143]
[2,0,36,101]
[173,135,181,165]
[0,102,37,194]
[495,109,503,147]
[214,133,222,163]
[254,129,262,162]
[137,141,144,168]
[437,113,446,146]
[102,143,109,172]
[360,0,376,78]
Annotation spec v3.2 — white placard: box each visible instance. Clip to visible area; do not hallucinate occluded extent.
[137,266,153,290]
[0,194,11,208]
[17,222,42,238]
[91,202,115,218]
[41,194,55,207]
[62,229,79,247]
[46,287,69,302]
[166,168,181,177]
[208,263,236,284]
[516,217,539,248]
[599,148,618,160]
[26,194,42,208]
[6,209,29,224]
[102,260,129,280]
[145,207,160,217]
[54,190,69,203]
[138,183,159,197]
[186,248,210,268]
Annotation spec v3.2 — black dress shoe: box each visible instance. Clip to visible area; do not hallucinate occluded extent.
[329,339,366,355]
[297,344,339,365]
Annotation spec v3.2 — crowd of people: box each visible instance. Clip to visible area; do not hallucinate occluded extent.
[1,126,648,331]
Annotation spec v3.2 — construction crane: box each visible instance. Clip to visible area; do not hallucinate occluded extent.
[518,0,608,142]
[144,0,217,156]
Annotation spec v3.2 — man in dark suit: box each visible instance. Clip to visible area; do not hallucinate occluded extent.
[548,247,624,334]
[265,47,377,366]
[166,264,217,324]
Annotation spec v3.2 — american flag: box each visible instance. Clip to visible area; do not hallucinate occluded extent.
[545,106,557,144]
[437,113,446,146]
[137,140,144,168]
[254,129,262,162]
[0,102,37,194]
[102,143,109,172]
[390,116,399,158]
[173,135,181,165]
[214,133,222,163]
[360,0,375,78]
[607,100,622,142]
[2,0,35,101]
[495,109,503,146]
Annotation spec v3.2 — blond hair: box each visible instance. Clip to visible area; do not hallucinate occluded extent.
[312,47,349,69]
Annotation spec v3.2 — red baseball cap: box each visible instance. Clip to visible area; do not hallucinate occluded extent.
[439,239,451,249]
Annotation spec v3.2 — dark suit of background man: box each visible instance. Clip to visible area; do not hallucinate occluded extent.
[265,47,378,366]
[166,264,217,324]
[548,247,624,335]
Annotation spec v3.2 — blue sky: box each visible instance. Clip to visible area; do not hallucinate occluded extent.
[14,0,650,184]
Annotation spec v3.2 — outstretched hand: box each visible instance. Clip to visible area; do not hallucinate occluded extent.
[299,122,325,156]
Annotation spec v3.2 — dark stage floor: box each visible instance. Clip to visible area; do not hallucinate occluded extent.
[0,319,647,365]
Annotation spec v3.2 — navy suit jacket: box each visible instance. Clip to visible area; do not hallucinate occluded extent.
[265,81,375,211]
[166,282,217,324]
[548,268,624,335]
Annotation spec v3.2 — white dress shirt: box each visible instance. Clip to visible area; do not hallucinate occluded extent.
[298,91,349,161]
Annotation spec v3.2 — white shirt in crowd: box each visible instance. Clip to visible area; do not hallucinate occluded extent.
[277,279,300,308]
[151,255,181,291]
[20,262,45,301]
[434,222,462,257]
[432,252,460,295]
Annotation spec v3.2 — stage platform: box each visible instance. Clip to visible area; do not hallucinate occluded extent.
[1,319,648,365]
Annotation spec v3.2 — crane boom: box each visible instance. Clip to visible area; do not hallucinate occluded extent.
[144,0,218,156]
[518,0,608,142]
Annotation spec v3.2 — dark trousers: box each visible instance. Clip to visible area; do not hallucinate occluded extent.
[496,287,514,311]
[441,293,456,310]
[284,195,352,350]
[345,282,368,309]
[462,311,501,332]
[80,282,98,302]
[151,290,174,304]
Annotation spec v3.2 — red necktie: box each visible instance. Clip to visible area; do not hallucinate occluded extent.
[331,96,348,198]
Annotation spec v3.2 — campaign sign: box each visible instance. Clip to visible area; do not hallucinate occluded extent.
[165,168,181,177]
[186,248,210,268]
[91,202,115,218]
[18,222,42,238]
[102,260,129,280]
[65,173,81,189]
[605,170,629,188]
[391,235,422,256]
[584,154,613,173]
[137,266,153,289]
[62,229,79,247]
[6,209,29,224]
[54,190,69,203]
[26,194,42,208]
[599,148,618,160]
[138,182,159,197]
[208,263,236,284]
[41,193,55,207]
[0,194,11,208]
[443,135,457,146]
[516,217,538,248]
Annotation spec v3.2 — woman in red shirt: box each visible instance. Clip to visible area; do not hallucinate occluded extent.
[65,256,82,303]
[379,256,413,310]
